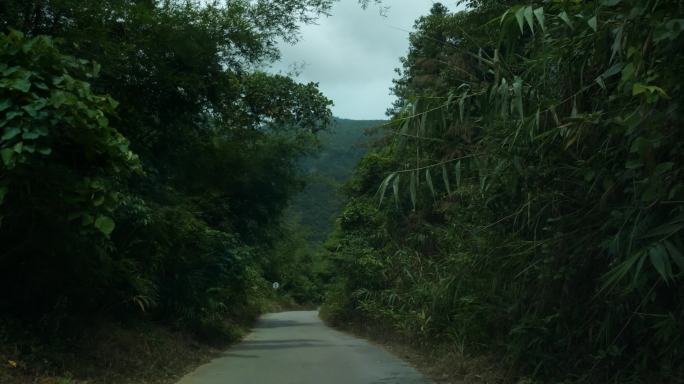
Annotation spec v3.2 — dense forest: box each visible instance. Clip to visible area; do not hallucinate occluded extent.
[2,0,684,383]
[0,0,338,382]
[323,0,684,383]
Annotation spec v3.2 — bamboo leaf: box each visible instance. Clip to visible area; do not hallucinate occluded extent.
[532,108,540,139]
[639,214,684,239]
[420,110,428,137]
[588,16,598,32]
[559,11,573,29]
[442,164,452,196]
[377,173,396,206]
[533,7,545,32]
[515,7,525,34]
[649,243,673,282]
[513,76,523,120]
[425,168,435,198]
[524,6,535,34]
[455,161,462,189]
[663,240,684,271]
[601,250,642,292]
[409,170,417,211]
[392,173,401,206]
[602,62,624,78]
[595,76,606,91]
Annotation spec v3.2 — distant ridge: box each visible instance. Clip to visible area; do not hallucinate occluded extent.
[289,117,386,241]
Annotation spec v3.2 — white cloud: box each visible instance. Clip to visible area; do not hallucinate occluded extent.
[269,0,463,119]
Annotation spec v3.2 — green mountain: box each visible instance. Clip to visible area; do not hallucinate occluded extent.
[289,118,386,241]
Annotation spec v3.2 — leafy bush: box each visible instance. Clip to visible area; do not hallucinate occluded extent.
[0,30,139,315]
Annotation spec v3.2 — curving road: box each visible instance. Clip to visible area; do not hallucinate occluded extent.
[176,311,432,384]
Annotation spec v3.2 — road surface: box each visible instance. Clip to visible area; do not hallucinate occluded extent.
[176,310,432,384]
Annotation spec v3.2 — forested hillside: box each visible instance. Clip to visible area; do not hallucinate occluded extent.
[0,0,334,382]
[289,118,385,241]
[323,0,684,383]
[2,0,684,383]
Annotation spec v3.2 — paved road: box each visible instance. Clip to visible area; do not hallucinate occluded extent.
[176,311,432,384]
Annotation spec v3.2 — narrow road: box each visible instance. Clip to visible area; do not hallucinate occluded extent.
[176,311,432,384]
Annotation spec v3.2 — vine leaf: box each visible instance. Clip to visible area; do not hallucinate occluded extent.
[94,215,116,236]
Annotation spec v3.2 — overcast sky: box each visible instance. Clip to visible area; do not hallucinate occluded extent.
[269,1,462,120]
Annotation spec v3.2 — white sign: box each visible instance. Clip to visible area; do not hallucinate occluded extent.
[272,282,280,290]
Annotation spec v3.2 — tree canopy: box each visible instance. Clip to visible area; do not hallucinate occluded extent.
[0,0,332,336]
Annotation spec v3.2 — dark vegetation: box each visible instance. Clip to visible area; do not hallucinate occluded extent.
[275,118,384,304]
[290,118,385,242]
[0,0,336,381]
[2,0,684,383]
[323,0,684,383]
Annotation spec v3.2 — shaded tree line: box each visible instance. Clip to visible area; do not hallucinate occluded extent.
[323,0,684,382]
[0,0,334,339]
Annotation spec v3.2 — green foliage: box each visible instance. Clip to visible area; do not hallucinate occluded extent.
[289,118,385,241]
[0,30,139,313]
[0,0,333,347]
[325,1,684,382]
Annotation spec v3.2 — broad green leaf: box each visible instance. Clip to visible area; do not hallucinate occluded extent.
[632,83,668,97]
[0,148,13,166]
[1,127,21,141]
[94,215,116,236]
[5,76,31,92]
[22,130,40,140]
[654,162,674,175]
[630,137,649,154]
[621,62,635,82]
[0,99,10,112]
